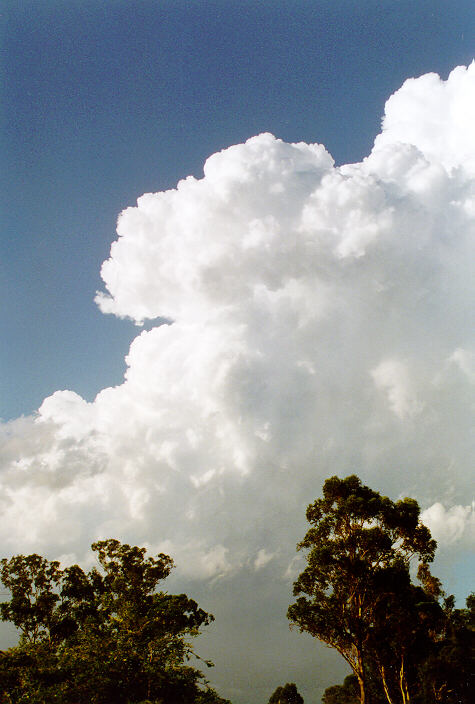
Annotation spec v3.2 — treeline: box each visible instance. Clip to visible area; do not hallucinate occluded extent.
[0,476,473,704]
[0,540,229,704]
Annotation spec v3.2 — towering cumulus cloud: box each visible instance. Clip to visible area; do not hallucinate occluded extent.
[1,66,474,587]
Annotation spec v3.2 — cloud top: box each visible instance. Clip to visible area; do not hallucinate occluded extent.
[374,63,475,175]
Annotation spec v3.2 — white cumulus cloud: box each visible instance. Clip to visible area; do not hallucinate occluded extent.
[0,64,474,639]
[422,502,474,545]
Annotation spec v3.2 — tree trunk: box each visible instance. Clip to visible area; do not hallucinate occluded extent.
[356,649,367,704]
[357,673,366,704]
[399,656,410,704]
[379,663,395,704]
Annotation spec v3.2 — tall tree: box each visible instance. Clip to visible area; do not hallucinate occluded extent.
[363,563,448,704]
[287,475,436,704]
[0,539,230,704]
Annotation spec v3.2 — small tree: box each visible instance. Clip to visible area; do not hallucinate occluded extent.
[322,675,360,704]
[0,553,63,645]
[269,681,304,704]
[287,475,436,704]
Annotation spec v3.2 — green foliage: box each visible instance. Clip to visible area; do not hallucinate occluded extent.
[268,682,304,704]
[288,475,474,704]
[322,675,360,704]
[323,592,474,704]
[0,554,63,645]
[1,479,471,704]
[416,592,474,704]
[0,539,230,704]
[287,475,437,704]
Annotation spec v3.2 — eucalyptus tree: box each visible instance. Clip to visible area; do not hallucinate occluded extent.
[287,475,436,704]
[0,539,230,703]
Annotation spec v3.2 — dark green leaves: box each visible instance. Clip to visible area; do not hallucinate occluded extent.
[268,681,304,704]
[288,475,440,703]
[0,540,227,704]
[0,554,62,644]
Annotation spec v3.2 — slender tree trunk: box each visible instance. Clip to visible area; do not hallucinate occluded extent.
[379,663,395,704]
[399,656,410,704]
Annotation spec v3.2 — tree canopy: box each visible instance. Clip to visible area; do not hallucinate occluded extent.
[268,682,304,704]
[287,475,438,704]
[322,675,360,704]
[288,475,474,704]
[0,539,230,704]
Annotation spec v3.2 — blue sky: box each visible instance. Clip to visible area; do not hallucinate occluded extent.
[1,3,474,702]
[2,0,473,420]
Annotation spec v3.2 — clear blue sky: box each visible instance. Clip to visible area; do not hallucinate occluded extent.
[2,0,473,421]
